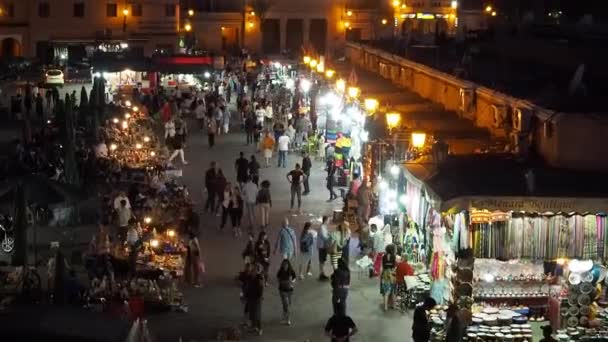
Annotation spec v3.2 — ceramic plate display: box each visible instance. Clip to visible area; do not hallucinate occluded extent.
[569,272,582,285]
[561,307,570,317]
[483,307,499,314]
[568,316,579,327]
[583,271,594,283]
[580,305,591,316]
[569,306,580,316]
[581,282,594,294]
[569,292,580,305]
[579,294,592,306]
[580,316,589,325]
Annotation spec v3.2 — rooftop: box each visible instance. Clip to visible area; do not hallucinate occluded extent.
[405,154,608,201]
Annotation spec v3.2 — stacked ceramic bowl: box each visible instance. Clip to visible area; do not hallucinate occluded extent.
[464,324,533,341]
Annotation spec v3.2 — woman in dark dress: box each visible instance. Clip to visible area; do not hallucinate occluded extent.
[254,231,271,285]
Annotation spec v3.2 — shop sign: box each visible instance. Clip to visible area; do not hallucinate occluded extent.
[416,13,435,20]
[443,196,608,214]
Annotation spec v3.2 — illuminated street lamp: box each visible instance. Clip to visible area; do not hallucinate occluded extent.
[188,9,194,16]
[346,10,353,17]
[485,5,493,13]
[325,69,336,79]
[316,62,325,73]
[248,21,254,28]
[386,112,401,131]
[122,8,129,33]
[347,86,360,99]
[184,23,192,32]
[392,0,401,7]
[336,79,346,93]
[451,1,458,9]
[411,132,427,148]
[364,98,379,113]
[491,11,497,16]
[309,59,318,69]
[381,19,388,25]
[303,55,311,64]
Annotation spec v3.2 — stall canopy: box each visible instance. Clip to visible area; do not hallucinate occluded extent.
[403,154,608,213]
[91,55,151,73]
[151,55,215,74]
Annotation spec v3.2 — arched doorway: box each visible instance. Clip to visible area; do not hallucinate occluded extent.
[401,20,413,36]
[436,19,449,36]
[0,38,22,58]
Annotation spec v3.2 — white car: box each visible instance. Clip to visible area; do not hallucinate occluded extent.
[45,69,64,85]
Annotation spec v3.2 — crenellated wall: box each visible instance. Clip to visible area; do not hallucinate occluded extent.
[345,42,608,171]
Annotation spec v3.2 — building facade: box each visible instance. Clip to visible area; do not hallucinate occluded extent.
[181,0,379,56]
[0,0,179,61]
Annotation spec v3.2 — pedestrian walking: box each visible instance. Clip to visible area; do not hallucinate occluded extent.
[330,223,351,270]
[277,131,290,168]
[380,244,397,311]
[245,264,265,336]
[261,132,274,167]
[248,155,260,186]
[330,258,351,315]
[256,180,272,228]
[168,119,188,165]
[242,176,258,229]
[238,262,255,325]
[286,163,306,211]
[327,159,338,201]
[317,216,330,281]
[215,169,227,215]
[274,217,297,262]
[255,231,271,284]
[229,186,244,237]
[301,152,312,195]
[207,116,217,148]
[194,100,206,130]
[325,310,358,342]
[298,222,314,279]
[215,104,223,136]
[245,113,256,145]
[276,259,297,326]
[222,105,231,133]
[235,152,249,187]
[242,233,256,264]
[204,162,217,213]
[317,134,326,161]
[219,182,232,230]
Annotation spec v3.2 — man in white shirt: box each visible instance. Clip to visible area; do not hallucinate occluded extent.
[95,141,108,158]
[116,199,132,241]
[255,105,266,126]
[113,192,131,210]
[242,176,259,228]
[277,132,290,168]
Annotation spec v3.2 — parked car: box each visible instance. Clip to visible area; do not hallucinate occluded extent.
[45,69,64,85]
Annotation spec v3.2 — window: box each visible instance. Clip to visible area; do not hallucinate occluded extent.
[131,3,142,16]
[106,3,117,17]
[73,2,85,17]
[165,3,176,17]
[38,2,50,18]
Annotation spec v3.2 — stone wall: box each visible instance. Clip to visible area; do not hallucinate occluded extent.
[344,42,608,171]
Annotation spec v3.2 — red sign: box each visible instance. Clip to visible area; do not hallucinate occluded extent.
[153,56,213,65]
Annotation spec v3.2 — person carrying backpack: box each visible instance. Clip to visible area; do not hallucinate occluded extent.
[298,222,315,279]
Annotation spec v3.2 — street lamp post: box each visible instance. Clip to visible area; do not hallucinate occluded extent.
[122,8,129,33]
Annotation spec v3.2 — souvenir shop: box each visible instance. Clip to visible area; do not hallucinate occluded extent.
[396,159,608,341]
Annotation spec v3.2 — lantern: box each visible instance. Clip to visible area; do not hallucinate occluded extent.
[411,132,427,148]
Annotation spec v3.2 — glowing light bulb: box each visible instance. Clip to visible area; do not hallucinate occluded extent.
[150,239,159,248]
[135,143,143,149]
[112,118,119,124]
[144,217,152,224]
[110,144,117,151]
[143,136,150,143]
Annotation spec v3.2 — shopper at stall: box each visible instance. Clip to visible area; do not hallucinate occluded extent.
[255,231,271,284]
[274,217,298,262]
[302,152,312,196]
[277,130,290,168]
[445,303,464,342]
[331,258,351,315]
[115,199,133,242]
[277,259,297,326]
[205,162,218,213]
[286,163,305,212]
[256,180,272,228]
[164,117,176,141]
[242,176,258,229]
[261,132,275,167]
[185,232,203,287]
[298,222,315,279]
[380,244,398,311]
[318,216,331,281]
[325,310,358,342]
[229,186,244,237]
[412,297,436,342]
